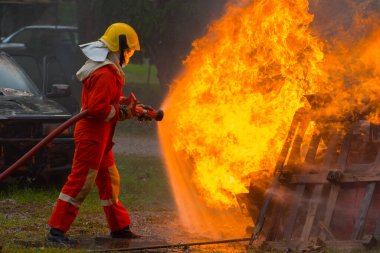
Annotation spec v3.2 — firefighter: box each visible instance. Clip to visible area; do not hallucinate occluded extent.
[47,23,141,245]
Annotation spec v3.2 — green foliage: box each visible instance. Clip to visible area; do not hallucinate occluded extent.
[122,0,225,45]
[58,2,77,26]
[123,62,166,109]
[124,63,160,87]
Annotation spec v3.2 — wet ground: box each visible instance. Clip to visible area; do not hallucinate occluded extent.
[10,209,251,252]
[77,209,252,252]
[85,136,252,251]
[78,237,251,252]
[1,134,253,252]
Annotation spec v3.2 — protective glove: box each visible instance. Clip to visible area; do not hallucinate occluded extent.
[118,104,133,121]
[135,103,154,121]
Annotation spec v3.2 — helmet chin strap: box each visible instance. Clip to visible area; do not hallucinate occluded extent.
[119,51,125,67]
[118,35,128,66]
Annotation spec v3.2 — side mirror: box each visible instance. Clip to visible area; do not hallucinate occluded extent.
[46,84,71,98]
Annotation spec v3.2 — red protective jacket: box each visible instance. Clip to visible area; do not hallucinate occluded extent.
[75,64,124,153]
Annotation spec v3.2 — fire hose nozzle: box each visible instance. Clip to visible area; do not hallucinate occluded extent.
[152,109,164,121]
[124,92,164,121]
[134,105,164,121]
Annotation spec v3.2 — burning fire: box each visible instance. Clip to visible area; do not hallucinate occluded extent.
[158,0,380,238]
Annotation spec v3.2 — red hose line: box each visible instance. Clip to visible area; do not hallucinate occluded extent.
[0,110,88,183]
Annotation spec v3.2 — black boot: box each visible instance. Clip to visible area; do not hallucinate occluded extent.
[46,228,78,246]
[110,226,142,239]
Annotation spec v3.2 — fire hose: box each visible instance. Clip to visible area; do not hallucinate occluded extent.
[0,93,163,183]
[0,110,89,183]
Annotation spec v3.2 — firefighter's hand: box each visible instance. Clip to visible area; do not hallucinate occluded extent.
[134,103,154,121]
[118,104,133,121]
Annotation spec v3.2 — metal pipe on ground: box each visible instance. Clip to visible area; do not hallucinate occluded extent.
[0,110,88,183]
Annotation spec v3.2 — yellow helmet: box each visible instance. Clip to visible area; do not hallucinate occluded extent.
[99,23,140,52]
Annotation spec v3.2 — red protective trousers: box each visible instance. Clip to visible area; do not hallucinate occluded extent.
[48,65,130,232]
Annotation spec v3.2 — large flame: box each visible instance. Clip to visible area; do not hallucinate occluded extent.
[158,0,380,238]
[313,14,380,123]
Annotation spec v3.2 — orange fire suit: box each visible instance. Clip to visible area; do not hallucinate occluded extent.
[48,64,130,232]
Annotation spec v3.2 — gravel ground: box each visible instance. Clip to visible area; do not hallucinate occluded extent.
[113,135,161,157]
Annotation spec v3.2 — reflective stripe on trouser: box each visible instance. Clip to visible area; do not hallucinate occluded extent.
[48,159,97,232]
[96,163,130,231]
[48,148,130,232]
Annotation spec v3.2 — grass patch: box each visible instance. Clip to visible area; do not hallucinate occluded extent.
[0,186,59,204]
[123,63,165,108]
[124,63,160,88]
[123,83,166,109]
[116,154,173,210]
[2,245,87,253]
[0,154,173,252]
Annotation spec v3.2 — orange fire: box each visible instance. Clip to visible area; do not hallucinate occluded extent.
[317,23,380,124]
[158,0,380,238]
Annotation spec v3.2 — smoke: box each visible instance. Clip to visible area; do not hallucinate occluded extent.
[304,0,380,124]
[310,0,380,41]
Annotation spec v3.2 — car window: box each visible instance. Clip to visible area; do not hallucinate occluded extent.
[56,31,72,43]
[72,31,79,44]
[46,56,68,92]
[5,27,78,48]
[30,30,56,50]
[9,29,56,50]
[0,54,40,95]
[11,55,43,90]
[7,28,33,43]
